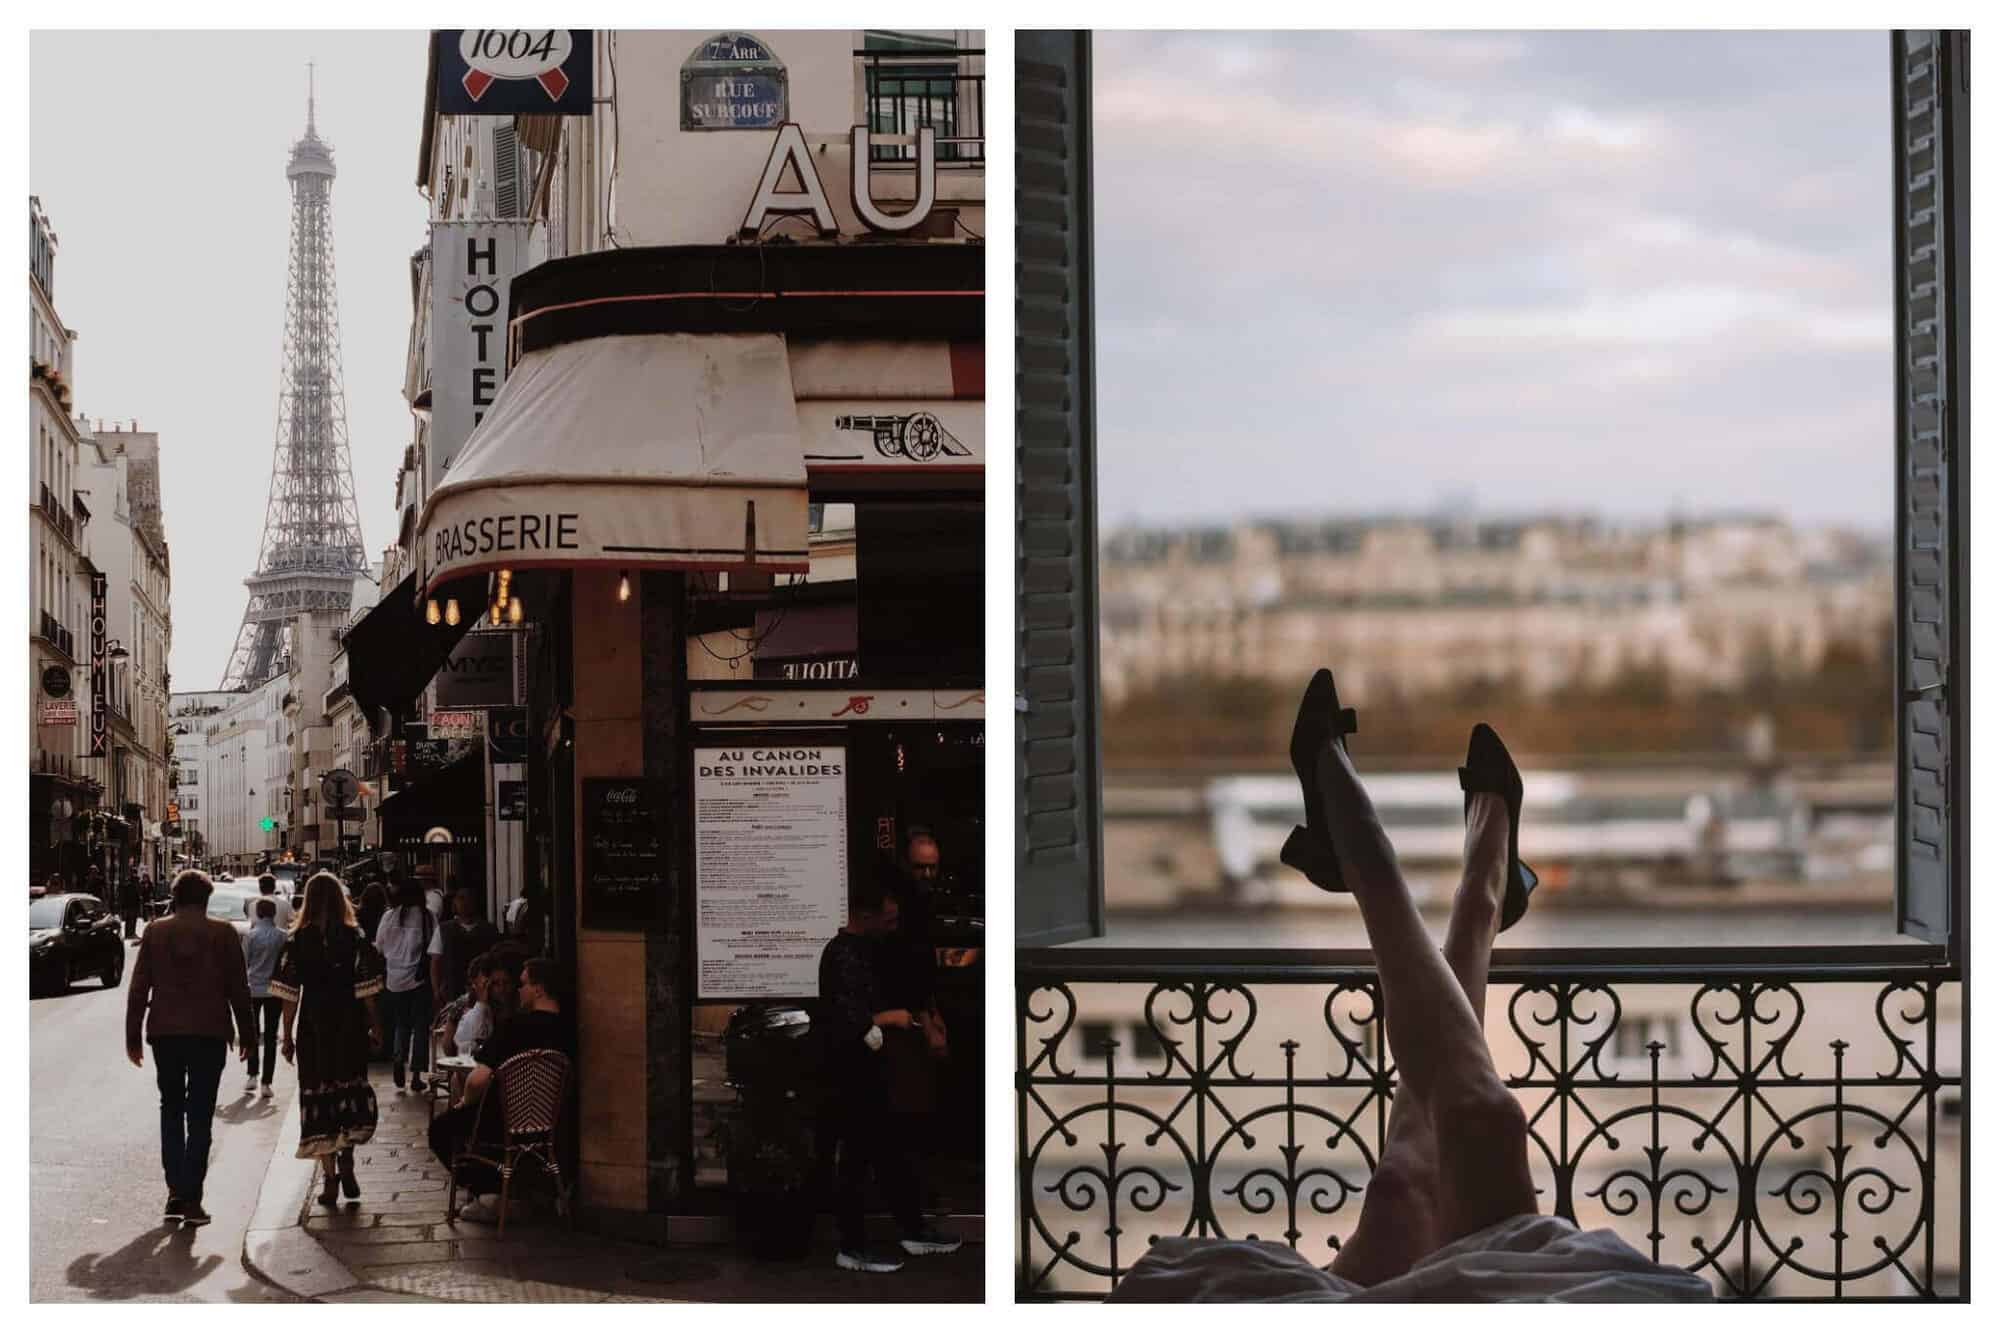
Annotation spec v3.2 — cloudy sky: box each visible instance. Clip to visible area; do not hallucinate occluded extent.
[31,31,430,691]
[1093,30,1893,532]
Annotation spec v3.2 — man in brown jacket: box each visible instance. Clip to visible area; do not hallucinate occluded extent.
[126,869,254,1226]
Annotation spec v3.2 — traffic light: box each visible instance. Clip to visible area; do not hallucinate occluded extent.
[259,817,276,831]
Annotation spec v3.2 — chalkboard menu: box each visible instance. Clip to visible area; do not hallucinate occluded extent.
[580,777,664,930]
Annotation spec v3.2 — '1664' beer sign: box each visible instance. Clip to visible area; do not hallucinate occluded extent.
[434,30,594,116]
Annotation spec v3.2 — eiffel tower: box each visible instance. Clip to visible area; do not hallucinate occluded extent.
[220,66,368,690]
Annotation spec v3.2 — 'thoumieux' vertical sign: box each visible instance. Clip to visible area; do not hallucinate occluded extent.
[89,572,107,758]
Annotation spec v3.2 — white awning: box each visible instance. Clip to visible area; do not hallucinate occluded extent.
[415,333,810,598]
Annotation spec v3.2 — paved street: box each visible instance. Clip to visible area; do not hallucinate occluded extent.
[28,937,294,1303]
[251,1082,982,1303]
[30,931,978,1303]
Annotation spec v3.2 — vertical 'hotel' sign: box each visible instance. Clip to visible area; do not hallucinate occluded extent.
[89,572,107,758]
[428,220,539,492]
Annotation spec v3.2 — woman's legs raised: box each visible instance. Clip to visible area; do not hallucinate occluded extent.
[1329,796,1515,1285]
[1314,746,1537,1242]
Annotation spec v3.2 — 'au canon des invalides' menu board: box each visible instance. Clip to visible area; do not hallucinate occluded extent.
[694,744,847,999]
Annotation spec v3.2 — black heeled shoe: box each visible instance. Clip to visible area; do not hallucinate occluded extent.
[338,1148,360,1200]
[1279,668,1359,893]
[1458,723,1539,933]
[318,1161,340,1208]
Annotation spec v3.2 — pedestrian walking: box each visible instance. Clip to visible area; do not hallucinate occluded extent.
[254,872,296,931]
[438,888,499,1005]
[241,897,285,1096]
[374,878,442,1093]
[124,869,255,1226]
[355,881,388,943]
[272,871,384,1207]
[117,869,142,939]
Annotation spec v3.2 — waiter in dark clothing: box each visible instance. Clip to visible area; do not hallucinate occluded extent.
[817,875,960,1274]
[882,828,946,1051]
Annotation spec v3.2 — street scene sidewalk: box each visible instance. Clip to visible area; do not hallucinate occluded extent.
[244,1069,981,1302]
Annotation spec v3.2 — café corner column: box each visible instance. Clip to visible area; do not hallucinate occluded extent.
[570,566,648,1211]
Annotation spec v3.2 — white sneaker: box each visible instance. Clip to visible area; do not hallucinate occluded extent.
[260,1083,274,1099]
[458,1197,501,1224]
[244,1073,258,1091]
[900,1226,963,1256]
[836,1249,905,1273]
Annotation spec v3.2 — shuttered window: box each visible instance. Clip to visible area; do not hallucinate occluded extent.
[1016,32,1104,946]
[1015,31,1967,956]
[1892,31,1968,954]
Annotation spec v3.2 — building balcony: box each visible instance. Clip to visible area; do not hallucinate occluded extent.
[36,610,75,661]
[37,484,77,547]
[856,47,984,169]
[1017,952,1964,1301]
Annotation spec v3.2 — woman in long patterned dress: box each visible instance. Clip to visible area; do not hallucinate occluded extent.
[272,872,385,1206]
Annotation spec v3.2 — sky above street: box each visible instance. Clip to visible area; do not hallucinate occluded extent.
[1093,30,1893,533]
[31,31,430,691]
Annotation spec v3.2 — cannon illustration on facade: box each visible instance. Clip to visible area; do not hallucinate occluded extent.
[832,411,972,461]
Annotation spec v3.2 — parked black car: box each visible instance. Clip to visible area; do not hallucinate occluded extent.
[28,893,125,996]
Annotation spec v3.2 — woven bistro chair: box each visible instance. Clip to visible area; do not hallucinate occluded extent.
[445,1048,572,1238]
[425,1010,457,1124]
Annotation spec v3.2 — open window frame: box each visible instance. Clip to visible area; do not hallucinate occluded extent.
[1016,29,1969,973]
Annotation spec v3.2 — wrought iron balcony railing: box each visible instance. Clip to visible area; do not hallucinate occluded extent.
[1018,951,1965,1301]
[37,610,75,660]
[38,483,76,545]
[856,48,984,167]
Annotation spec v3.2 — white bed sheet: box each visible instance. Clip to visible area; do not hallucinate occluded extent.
[1106,1213,1716,1303]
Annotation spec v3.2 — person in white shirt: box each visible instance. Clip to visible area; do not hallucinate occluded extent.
[448,954,500,1057]
[373,878,443,1092]
[252,873,295,931]
[416,867,447,921]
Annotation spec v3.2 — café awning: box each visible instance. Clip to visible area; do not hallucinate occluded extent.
[377,751,486,850]
[414,332,811,599]
[343,570,480,720]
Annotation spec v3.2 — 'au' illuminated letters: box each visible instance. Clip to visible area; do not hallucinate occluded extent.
[740,122,837,237]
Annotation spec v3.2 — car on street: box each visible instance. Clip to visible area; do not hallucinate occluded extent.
[204,884,261,939]
[29,893,125,995]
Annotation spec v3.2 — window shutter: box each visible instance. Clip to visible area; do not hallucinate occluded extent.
[1016,32,1104,946]
[1893,31,1968,950]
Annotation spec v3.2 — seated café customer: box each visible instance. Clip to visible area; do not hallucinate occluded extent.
[428,956,571,1224]
[442,953,509,1057]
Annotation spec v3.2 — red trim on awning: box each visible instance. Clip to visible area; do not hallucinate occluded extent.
[948,341,984,399]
